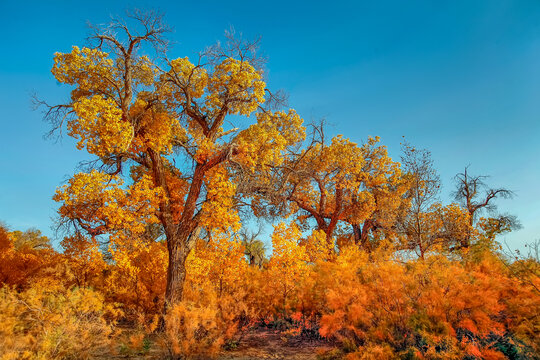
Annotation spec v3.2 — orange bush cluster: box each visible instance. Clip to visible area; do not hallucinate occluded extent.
[1,206,539,360]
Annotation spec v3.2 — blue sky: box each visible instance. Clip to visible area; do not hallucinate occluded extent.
[1,0,539,250]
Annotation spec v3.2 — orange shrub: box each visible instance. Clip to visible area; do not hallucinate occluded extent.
[159,301,223,359]
[0,284,119,360]
[318,247,539,359]
[0,229,58,290]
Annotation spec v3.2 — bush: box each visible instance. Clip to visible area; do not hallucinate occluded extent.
[317,247,539,359]
[0,284,119,360]
[159,301,224,359]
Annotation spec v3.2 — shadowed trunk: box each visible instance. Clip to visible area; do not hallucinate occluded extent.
[353,220,375,252]
[164,235,188,306]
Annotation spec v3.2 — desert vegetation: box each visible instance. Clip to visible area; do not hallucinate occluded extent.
[1,10,538,360]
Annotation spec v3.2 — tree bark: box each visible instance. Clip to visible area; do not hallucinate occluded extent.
[164,235,188,307]
[353,220,374,252]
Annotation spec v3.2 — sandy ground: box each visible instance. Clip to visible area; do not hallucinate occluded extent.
[217,329,331,360]
[103,328,333,359]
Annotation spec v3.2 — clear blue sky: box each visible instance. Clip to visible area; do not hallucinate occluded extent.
[1,0,539,250]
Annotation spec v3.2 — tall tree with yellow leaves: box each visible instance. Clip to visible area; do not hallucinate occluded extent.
[40,11,305,307]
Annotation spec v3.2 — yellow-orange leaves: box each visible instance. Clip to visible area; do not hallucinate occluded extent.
[237,109,305,170]
[200,167,240,233]
[129,99,184,154]
[163,57,208,101]
[266,223,309,315]
[303,229,334,263]
[207,58,265,116]
[61,235,106,288]
[71,95,132,156]
[52,46,116,98]
[54,170,163,237]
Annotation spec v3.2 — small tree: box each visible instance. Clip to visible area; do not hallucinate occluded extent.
[398,142,472,258]
[453,167,519,247]
[453,167,514,226]
[238,227,267,267]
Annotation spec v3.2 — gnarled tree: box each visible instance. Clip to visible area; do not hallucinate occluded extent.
[453,167,519,247]
[41,12,305,306]
[248,127,409,252]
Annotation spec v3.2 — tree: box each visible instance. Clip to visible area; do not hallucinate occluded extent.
[453,167,514,226]
[266,222,309,316]
[249,127,408,253]
[9,229,51,250]
[453,167,518,247]
[0,225,57,289]
[61,234,107,289]
[238,227,267,267]
[345,139,409,251]
[397,142,472,258]
[41,11,304,307]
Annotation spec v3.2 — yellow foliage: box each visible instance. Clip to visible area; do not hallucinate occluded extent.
[161,57,208,101]
[61,235,106,288]
[71,95,132,156]
[160,301,223,359]
[199,167,241,233]
[265,223,309,317]
[206,57,265,116]
[129,98,184,154]
[0,232,57,289]
[237,109,305,170]
[0,285,118,360]
[52,46,116,99]
[54,170,163,237]
[303,229,335,263]
[185,234,253,339]
[107,240,168,317]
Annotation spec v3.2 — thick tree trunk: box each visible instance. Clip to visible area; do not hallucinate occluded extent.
[155,151,228,311]
[164,236,188,307]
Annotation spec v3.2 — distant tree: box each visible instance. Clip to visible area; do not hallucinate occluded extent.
[397,142,440,258]
[0,225,56,289]
[453,167,519,247]
[238,227,267,267]
[453,167,515,224]
[398,142,471,258]
[10,229,51,250]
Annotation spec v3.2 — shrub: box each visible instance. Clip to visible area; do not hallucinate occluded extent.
[0,284,119,360]
[318,247,539,359]
[159,301,224,359]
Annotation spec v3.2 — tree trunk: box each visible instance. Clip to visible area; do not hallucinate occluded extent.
[360,221,372,251]
[164,235,188,307]
[159,162,205,309]
[353,223,362,245]
[353,221,373,252]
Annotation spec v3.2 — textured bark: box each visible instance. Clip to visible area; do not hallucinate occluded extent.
[164,235,188,306]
